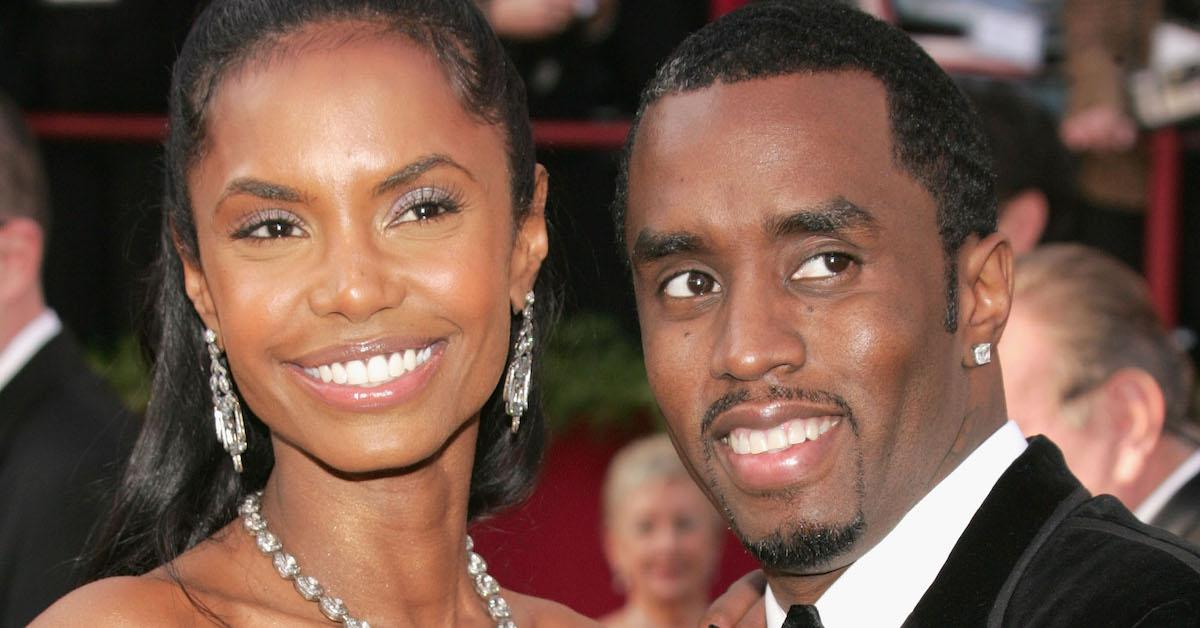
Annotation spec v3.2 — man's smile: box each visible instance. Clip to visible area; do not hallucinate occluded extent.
[724,416,840,455]
[706,396,851,493]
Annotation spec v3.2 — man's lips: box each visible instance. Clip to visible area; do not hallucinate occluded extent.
[707,400,848,491]
[708,400,846,441]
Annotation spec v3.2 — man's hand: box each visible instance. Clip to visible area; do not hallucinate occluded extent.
[701,570,768,628]
[1060,104,1139,153]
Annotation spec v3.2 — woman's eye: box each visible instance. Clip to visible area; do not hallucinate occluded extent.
[393,202,447,224]
[663,271,722,298]
[792,252,855,280]
[246,220,301,239]
[233,213,305,240]
[390,187,461,225]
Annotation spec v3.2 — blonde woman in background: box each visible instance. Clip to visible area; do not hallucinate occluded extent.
[601,434,724,628]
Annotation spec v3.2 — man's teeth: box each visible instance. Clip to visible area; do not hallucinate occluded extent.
[726,417,839,455]
[304,347,433,387]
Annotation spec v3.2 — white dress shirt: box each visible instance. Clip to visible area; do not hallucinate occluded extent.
[1135,449,1200,524]
[0,310,62,393]
[765,420,1028,628]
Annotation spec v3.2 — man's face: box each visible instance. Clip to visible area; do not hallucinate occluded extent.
[624,72,972,574]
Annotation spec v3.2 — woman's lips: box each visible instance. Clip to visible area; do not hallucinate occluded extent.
[289,341,445,412]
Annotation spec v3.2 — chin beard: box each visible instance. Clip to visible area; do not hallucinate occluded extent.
[736,514,865,572]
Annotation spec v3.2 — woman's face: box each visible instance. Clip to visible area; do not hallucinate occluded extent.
[606,477,723,605]
[182,28,547,474]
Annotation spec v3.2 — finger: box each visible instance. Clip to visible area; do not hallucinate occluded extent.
[700,570,767,628]
[734,596,767,628]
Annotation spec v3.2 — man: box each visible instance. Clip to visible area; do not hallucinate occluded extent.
[960,78,1080,256]
[1003,243,1200,543]
[0,91,135,625]
[614,2,1200,626]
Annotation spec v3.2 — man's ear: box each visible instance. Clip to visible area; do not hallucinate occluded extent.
[0,218,44,303]
[179,245,220,339]
[996,189,1048,257]
[508,164,550,311]
[1104,368,1166,486]
[959,231,1014,367]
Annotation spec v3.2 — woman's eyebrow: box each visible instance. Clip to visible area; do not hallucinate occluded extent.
[220,178,308,204]
[373,153,475,196]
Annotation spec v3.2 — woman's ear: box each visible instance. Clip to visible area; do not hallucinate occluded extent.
[180,245,220,339]
[509,164,549,311]
[959,231,1014,368]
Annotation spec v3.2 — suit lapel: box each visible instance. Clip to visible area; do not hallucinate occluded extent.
[903,437,1088,627]
[0,331,71,452]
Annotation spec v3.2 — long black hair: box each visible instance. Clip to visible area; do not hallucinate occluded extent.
[86,0,556,579]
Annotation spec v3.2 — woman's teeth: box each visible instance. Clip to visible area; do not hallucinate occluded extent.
[304,347,433,387]
[725,417,839,455]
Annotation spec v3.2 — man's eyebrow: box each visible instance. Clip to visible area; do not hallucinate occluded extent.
[766,197,880,238]
[220,178,307,204]
[374,153,475,196]
[630,230,705,266]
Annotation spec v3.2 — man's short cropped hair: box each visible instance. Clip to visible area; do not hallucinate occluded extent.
[613,0,996,332]
[1014,244,1197,440]
[0,91,48,229]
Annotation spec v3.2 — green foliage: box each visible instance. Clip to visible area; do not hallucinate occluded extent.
[540,312,659,432]
[86,335,150,414]
[84,312,659,431]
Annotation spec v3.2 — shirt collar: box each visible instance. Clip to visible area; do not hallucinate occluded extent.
[765,420,1028,628]
[0,310,62,392]
[1135,448,1200,523]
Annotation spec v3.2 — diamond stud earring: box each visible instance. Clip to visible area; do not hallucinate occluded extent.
[972,342,993,366]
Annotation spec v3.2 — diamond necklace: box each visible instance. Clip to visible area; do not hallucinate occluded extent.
[238,491,517,627]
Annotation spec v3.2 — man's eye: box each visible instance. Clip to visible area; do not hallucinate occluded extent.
[663,271,722,298]
[792,253,855,280]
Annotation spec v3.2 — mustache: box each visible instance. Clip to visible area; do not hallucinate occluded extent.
[700,385,857,438]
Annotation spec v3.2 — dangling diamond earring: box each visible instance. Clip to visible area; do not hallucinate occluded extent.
[972,342,993,366]
[205,328,247,472]
[503,292,535,434]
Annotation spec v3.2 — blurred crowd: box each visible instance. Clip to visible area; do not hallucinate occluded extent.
[3,0,1200,625]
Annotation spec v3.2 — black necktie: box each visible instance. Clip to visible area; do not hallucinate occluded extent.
[782,604,824,628]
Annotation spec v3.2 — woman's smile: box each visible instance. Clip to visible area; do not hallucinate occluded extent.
[286,337,448,412]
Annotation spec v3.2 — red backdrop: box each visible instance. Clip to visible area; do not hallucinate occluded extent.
[470,425,759,618]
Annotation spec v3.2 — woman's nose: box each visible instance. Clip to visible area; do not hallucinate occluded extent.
[307,229,405,323]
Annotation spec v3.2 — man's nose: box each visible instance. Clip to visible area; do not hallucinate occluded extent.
[307,227,405,323]
[709,280,806,382]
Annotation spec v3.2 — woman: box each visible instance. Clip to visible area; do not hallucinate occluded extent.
[36,1,589,625]
[601,434,725,628]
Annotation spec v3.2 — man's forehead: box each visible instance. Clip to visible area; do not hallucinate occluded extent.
[633,70,891,157]
[624,71,934,243]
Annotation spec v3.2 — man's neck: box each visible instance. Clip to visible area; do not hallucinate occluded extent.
[1123,433,1198,511]
[0,293,46,352]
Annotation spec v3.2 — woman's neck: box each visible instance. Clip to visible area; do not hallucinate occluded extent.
[621,590,708,628]
[252,423,490,625]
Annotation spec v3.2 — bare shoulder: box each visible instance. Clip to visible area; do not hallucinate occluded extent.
[31,575,193,627]
[508,590,600,627]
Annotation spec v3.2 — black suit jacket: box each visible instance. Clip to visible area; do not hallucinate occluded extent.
[0,331,136,627]
[904,437,1200,626]
[1150,470,1200,547]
